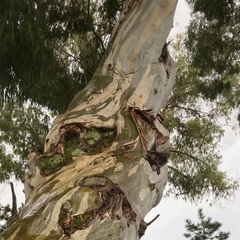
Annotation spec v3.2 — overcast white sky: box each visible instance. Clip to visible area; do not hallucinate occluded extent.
[1,0,240,239]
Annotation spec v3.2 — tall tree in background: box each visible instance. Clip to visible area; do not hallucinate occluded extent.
[163,35,238,201]
[185,0,240,117]
[0,0,124,112]
[184,208,230,240]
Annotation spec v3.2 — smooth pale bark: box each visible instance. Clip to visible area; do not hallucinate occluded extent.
[0,0,177,239]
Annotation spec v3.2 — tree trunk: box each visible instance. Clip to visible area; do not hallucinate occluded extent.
[0,0,177,239]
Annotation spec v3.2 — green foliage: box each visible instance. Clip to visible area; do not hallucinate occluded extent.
[0,0,125,112]
[0,204,11,234]
[0,146,22,182]
[163,35,238,201]
[185,0,240,111]
[186,0,236,23]
[0,0,77,112]
[0,202,24,234]
[184,208,230,239]
[0,102,53,182]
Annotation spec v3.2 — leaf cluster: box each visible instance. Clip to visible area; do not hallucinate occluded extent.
[0,0,125,112]
[0,204,11,234]
[185,0,240,111]
[0,102,53,182]
[0,202,24,234]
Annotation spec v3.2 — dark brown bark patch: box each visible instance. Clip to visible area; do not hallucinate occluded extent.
[145,150,169,174]
[138,219,148,238]
[158,42,170,78]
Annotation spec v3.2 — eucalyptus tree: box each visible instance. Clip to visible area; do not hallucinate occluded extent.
[185,0,240,119]
[0,0,239,238]
[0,0,177,239]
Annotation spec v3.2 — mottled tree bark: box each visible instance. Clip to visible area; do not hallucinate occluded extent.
[0,0,177,239]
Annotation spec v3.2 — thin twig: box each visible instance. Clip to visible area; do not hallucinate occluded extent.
[147,214,160,226]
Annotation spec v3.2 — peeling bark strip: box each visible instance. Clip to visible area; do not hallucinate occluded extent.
[78,176,137,226]
[126,106,170,173]
[0,1,177,239]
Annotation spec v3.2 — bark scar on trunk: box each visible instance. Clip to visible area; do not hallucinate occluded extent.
[158,41,171,78]
[46,123,116,155]
[39,125,117,176]
[127,106,155,151]
[59,176,137,238]
[145,150,169,174]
